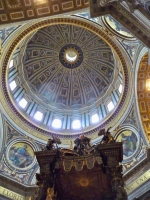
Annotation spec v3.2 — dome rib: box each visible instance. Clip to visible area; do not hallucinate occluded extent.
[22,24,116,111]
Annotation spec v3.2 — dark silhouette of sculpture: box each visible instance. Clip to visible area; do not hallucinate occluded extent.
[98,127,115,144]
[46,139,54,150]
[43,137,61,151]
[74,134,92,155]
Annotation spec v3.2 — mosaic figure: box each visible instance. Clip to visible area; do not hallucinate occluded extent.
[117,130,138,157]
[105,15,133,37]
[9,143,34,168]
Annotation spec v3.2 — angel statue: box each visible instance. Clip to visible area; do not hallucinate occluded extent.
[98,127,115,144]
[43,137,61,151]
[73,134,92,155]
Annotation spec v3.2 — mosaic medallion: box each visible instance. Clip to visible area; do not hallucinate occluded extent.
[8,142,34,169]
[116,130,138,159]
[104,15,133,38]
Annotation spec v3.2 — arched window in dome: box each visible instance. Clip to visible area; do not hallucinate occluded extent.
[19,98,28,109]
[9,80,17,91]
[91,113,99,124]
[119,84,123,94]
[107,101,114,112]
[52,119,62,129]
[34,111,43,121]
[72,120,81,129]
[9,60,13,69]
[118,72,123,83]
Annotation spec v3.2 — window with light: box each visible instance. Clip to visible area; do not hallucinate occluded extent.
[9,80,17,91]
[119,84,123,93]
[72,120,81,129]
[19,98,28,109]
[107,101,114,112]
[34,111,43,121]
[9,60,13,68]
[91,113,99,124]
[52,119,62,129]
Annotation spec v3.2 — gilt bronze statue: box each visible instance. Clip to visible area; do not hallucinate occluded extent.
[43,137,61,151]
[98,127,115,144]
[73,134,92,155]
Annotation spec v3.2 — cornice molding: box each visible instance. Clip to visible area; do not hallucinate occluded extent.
[89,1,150,48]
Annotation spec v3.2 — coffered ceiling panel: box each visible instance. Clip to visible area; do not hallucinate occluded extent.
[0,0,89,25]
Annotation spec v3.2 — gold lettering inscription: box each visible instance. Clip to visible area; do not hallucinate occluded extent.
[0,186,25,200]
[125,170,150,194]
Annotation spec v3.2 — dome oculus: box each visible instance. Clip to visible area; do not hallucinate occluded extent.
[59,44,83,69]
[65,49,78,63]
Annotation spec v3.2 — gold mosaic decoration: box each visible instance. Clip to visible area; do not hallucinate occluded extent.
[137,53,150,142]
